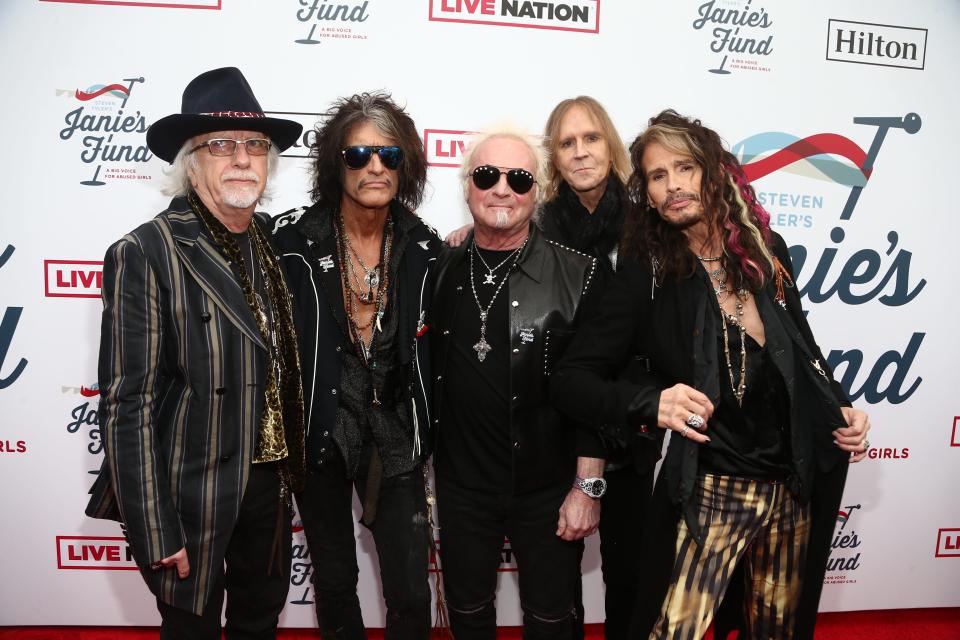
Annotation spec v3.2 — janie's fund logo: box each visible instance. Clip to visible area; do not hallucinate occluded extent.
[825,503,864,584]
[691,0,773,74]
[56,77,153,186]
[294,0,371,45]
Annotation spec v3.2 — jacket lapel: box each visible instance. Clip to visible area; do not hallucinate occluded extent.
[166,209,266,350]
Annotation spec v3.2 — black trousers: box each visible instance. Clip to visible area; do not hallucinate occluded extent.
[436,477,581,640]
[295,445,431,640]
[571,465,654,640]
[156,463,292,640]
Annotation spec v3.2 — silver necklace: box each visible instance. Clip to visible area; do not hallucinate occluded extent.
[341,227,382,303]
[700,255,748,404]
[468,239,526,361]
[475,247,520,285]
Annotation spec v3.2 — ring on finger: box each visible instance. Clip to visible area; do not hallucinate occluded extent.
[680,425,690,438]
[685,414,705,430]
[863,439,870,451]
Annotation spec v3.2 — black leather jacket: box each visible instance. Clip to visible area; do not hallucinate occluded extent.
[431,224,605,494]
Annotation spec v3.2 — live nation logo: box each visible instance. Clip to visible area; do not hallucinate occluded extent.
[43,0,219,8]
[293,0,371,45]
[45,260,103,299]
[57,536,137,570]
[935,529,960,558]
[424,129,540,167]
[63,382,102,474]
[824,503,864,585]
[424,129,476,167]
[691,0,774,75]
[56,76,153,186]
[429,0,600,34]
[826,19,927,71]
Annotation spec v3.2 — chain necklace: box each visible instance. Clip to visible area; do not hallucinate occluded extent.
[341,224,387,304]
[334,213,393,366]
[475,247,521,285]
[468,239,527,362]
[699,255,748,406]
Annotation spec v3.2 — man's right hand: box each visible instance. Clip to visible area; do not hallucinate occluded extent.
[658,383,713,444]
[444,223,474,247]
[154,547,190,579]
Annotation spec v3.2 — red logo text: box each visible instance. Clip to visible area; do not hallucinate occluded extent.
[56,536,138,570]
[44,260,103,298]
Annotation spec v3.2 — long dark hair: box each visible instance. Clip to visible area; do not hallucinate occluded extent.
[309,92,427,210]
[622,110,774,291]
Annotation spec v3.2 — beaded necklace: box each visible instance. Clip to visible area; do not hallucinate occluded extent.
[699,255,748,406]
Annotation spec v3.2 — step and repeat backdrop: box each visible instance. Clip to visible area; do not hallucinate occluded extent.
[1,0,958,628]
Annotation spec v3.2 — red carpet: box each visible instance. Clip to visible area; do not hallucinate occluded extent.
[2,609,959,639]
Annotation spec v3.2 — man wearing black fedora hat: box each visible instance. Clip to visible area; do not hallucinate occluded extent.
[86,67,306,639]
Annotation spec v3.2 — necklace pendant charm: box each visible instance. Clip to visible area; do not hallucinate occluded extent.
[473,337,492,362]
[375,311,383,332]
[482,272,496,285]
[372,387,381,406]
[364,269,380,288]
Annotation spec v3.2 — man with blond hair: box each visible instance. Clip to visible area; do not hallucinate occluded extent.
[431,129,605,640]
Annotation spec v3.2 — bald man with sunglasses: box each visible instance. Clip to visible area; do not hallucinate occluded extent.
[271,92,438,640]
[430,130,607,640]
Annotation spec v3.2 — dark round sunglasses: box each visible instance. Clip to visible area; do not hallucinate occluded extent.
[340,145,404,170]
[470,164,536,194]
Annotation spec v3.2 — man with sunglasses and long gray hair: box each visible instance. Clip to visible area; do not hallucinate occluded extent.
[271,92,437,639]
[430,129,606,640]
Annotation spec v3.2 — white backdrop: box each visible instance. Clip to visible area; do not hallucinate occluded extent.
[1,0,958,628]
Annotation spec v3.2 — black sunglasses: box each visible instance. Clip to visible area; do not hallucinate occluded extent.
[470,164,536,194]
[340,145,404,170]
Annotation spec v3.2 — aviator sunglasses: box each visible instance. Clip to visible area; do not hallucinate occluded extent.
[340,145,404,170]
[470,165,536,194]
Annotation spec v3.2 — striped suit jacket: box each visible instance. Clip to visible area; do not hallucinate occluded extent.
[85,197,275,615]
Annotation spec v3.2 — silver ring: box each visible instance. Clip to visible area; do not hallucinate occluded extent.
[679,425,690,438]
[685,414,705,430]
[863,439,870,451]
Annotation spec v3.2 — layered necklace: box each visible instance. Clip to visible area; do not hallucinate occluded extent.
[334,213,393,366]
[699,254,748,405]
[469,239,527,362]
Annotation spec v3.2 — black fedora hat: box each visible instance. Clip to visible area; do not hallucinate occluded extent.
[147,67,302,163]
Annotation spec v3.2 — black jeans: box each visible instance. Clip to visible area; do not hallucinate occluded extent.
[296,445,431,640]
[436,477,581,640]
[156,463,292,640]
[570,465,653,640]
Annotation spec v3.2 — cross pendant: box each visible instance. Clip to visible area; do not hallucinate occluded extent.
[473,337,492,362]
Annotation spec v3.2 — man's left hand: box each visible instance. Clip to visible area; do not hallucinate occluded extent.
[835,406,871,463]
[556,488,600,541]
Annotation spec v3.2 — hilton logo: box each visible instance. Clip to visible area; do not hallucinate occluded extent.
[826,19,927,70]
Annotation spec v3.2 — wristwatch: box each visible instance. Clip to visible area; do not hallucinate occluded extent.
[574,476,607,499]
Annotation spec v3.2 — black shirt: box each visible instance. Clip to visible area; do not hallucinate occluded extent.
[698,323,793,480]
[332,214,416,479]
[436,247,518,492]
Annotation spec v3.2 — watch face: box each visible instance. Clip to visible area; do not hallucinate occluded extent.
[590,482,604,497]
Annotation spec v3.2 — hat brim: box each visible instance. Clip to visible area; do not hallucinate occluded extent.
[147,114,303,163]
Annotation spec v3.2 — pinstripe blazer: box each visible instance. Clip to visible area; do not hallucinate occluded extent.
[85,196,275,615]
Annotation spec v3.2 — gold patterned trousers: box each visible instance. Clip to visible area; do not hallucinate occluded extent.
[650,473,809,640]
